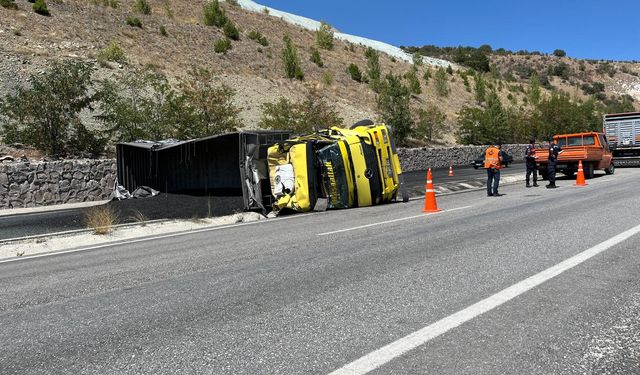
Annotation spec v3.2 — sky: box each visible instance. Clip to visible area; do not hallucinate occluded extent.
[256,0,640,61]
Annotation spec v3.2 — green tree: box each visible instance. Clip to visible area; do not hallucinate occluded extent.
[528,72,541,105]
[377,74,413,145]
[415,105,447,142]
[95,67,182,142]
[365,47,381,91]
[0,61,105,156]
[260,90,343,134]
[553,49,566,57]
[456,89,508,145]
[281,35,304,80]
[404,66,421,95]
[474,73,486,104]
[434,67,449,97]
[316,21,334,50]
[177,67,242,138]
[203,0,227,27]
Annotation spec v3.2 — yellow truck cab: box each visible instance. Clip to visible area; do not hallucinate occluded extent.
[267,122,407,212]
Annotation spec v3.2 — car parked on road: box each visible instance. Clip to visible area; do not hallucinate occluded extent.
[472,151,513,169]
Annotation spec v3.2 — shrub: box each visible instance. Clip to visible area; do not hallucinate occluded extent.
[316,21,334,50]
[553,49,566,57]
[97,40,126,64]
[446,65,454,75]
[322,72,333,86]
[310,48,323,67]
[32,0,49,15]
[84,205,119,235]
[134,0,151,14]
[260,90,343,134]
[281,35,303,80]
[412,53,423,66]
[0,61,106,156]
[223,21,240,40]
[203,0,227,27]
[1,0,18,9]
[214,38,232,54]
[159,25,167,36]
[377,74,413,145]
[248,30,268,46]
[347,63,363,82]
[423,69,431,83]
[126,16,142,28]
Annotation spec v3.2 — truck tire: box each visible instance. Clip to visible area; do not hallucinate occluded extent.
[584,163,595,179]
[540,170,548,180]
[605,163,615,175]
[563,171,574,177]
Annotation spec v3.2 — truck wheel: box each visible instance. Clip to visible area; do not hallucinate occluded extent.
[563,171,574,177]
[540,171,548,180]
[605,164,615,175]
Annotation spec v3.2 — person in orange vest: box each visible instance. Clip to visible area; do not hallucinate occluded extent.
[484,142,503,197]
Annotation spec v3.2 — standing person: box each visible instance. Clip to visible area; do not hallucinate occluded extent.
[546,138,562,189]
[525,138,539,187]
[484,142,503,196]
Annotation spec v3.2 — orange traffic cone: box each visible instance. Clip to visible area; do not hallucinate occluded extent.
[448,163,454,177]
[575,160,587,186]
[423,168,442,213]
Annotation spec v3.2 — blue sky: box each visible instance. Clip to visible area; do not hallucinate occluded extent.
[256,0,640,61]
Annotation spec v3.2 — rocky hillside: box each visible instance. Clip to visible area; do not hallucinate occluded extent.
[1,0,639,154]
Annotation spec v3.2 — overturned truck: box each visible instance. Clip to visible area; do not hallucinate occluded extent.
[268,122,408,213]
[116,122,407,214]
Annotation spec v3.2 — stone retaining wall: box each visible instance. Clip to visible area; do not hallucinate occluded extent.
[0,159,116,209]
[397,144,528,172]
[0,145,528,209]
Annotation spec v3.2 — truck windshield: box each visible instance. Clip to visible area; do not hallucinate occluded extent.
[557,138,567,147]
[568,136,582,146]
[583,136,595,145]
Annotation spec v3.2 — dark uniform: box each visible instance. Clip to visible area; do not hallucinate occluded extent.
[546,142,562,188]
[525,142,538,187]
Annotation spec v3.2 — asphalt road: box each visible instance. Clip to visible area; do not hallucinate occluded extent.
[0,165,525,241]
[1,168,639,374]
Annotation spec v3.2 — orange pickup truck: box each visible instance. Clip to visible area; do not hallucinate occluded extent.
[535,132,615,179]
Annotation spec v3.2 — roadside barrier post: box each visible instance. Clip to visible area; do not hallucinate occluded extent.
[448,162,454,177]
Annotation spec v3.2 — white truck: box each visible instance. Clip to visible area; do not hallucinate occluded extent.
[604,112,640,166]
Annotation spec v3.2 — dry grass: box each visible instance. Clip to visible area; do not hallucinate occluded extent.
[130,209,147,226]
[84,205,119,234]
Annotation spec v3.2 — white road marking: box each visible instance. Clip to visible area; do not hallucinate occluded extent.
[317,206,472,236]
[328,222,640,375]
[0,214,304,265]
